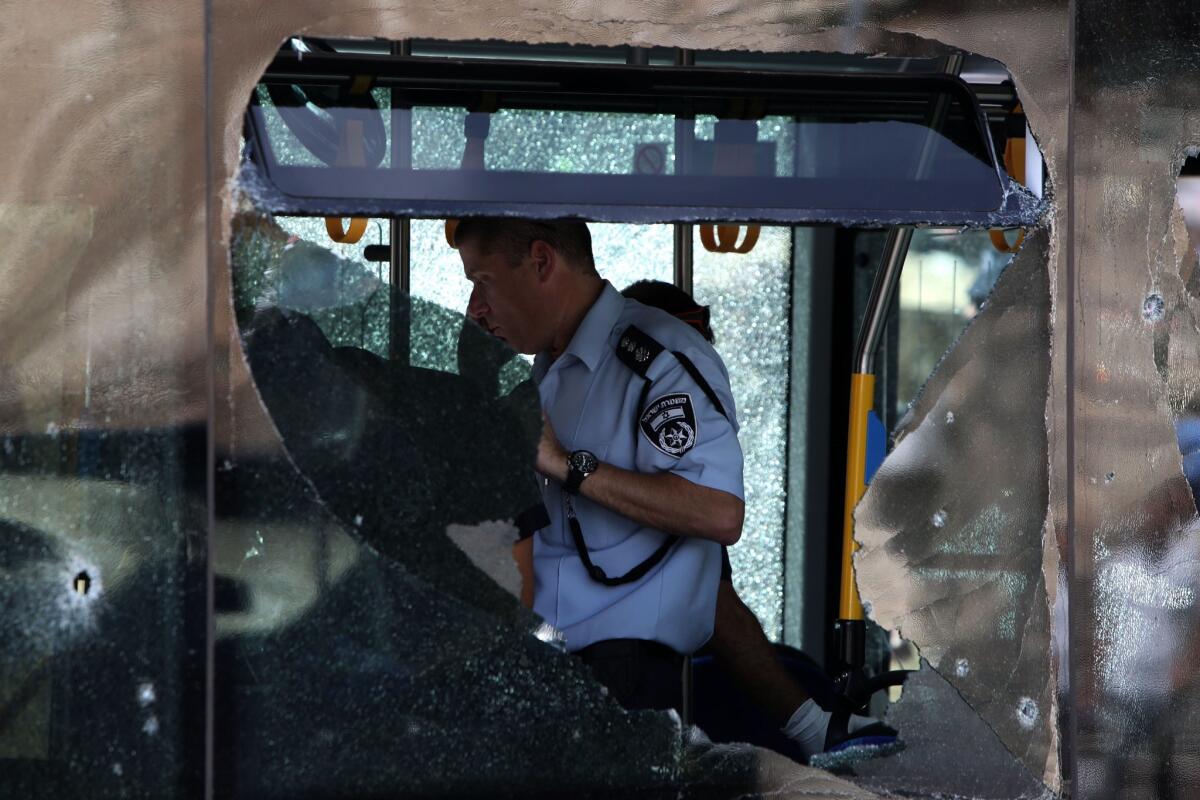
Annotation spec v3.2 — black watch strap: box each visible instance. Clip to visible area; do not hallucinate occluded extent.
[563,466,585,495]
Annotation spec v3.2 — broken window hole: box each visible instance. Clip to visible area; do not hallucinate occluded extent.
[226,35,1048,798]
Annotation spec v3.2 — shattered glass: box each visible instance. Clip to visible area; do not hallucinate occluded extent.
[1058,8,1200,798]
[848,663,1050,799]
[693,226,792,640]
[0,0,209,789]
[254,83,393,168]
[855,229,1054,793]
[221,200,698,795]
[231,212,392,356]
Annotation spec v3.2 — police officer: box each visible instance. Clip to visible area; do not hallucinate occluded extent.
[457,217,744,714]
[620,280,898,761]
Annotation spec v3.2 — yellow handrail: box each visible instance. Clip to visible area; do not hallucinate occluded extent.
[839,372,875,621]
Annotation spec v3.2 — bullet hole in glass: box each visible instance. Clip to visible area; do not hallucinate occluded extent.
[1142,293,1166,322]
[1017,696,1040,730]
[932,509,948,528]
[73,571,91,596]
[1104,471,1115,484]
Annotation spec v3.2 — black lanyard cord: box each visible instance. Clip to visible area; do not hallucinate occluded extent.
[566,495,678,587]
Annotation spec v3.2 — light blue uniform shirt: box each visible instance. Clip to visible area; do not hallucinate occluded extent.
[532,281,744,654]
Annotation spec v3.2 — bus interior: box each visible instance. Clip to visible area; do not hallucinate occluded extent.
[212,34,1052,796]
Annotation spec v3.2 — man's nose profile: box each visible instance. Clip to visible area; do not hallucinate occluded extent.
[466,287,487,319]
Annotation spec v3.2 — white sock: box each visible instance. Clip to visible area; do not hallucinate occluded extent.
[781,699,878,759]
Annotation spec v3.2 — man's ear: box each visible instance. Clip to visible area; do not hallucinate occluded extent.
[529,240,556,282]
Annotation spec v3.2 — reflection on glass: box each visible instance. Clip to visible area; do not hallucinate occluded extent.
[854,231,1053,792]
[254,84,391,168]
[231,214,392,358]
[693,226,791,640]
[895,229,1015,418]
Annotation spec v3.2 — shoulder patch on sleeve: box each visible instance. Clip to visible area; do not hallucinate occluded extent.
[640,392,697,457]
[616,325,665,377]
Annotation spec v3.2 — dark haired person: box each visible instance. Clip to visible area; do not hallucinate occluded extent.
[621,279,898,762]
[456,218,745,714]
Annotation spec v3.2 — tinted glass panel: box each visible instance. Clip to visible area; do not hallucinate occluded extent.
[243,54,1031,225]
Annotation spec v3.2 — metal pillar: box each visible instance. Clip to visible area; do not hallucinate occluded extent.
[389,39,412,363]
[673,49,695,295]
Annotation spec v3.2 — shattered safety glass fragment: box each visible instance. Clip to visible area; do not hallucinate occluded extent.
[854,229,1054,793]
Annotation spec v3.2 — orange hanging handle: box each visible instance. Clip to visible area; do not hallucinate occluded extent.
[699,223,761,254]
[324,217,368,244]
[989,228,1026,253]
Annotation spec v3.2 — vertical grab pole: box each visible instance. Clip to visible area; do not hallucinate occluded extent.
[835,51,963,673]
[672,45,697,728]
[836,228,911,669]
[673,48,695,297]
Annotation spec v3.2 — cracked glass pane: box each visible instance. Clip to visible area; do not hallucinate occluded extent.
[223,203,701,796]
[848,663,1048,799]
[693,226,792,640]
[1067,10,1200,797]
[853,229,1053,795]
[0,2,209,787]
[245,54,1029,226]
[232,212,393,357]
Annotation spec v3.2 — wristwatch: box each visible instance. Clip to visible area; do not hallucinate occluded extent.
[563,449,599,495]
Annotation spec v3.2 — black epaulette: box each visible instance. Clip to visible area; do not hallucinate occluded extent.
[615,325,665,377]
[616,325,728,422]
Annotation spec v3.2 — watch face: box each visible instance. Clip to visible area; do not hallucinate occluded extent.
[570,450,598,474]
